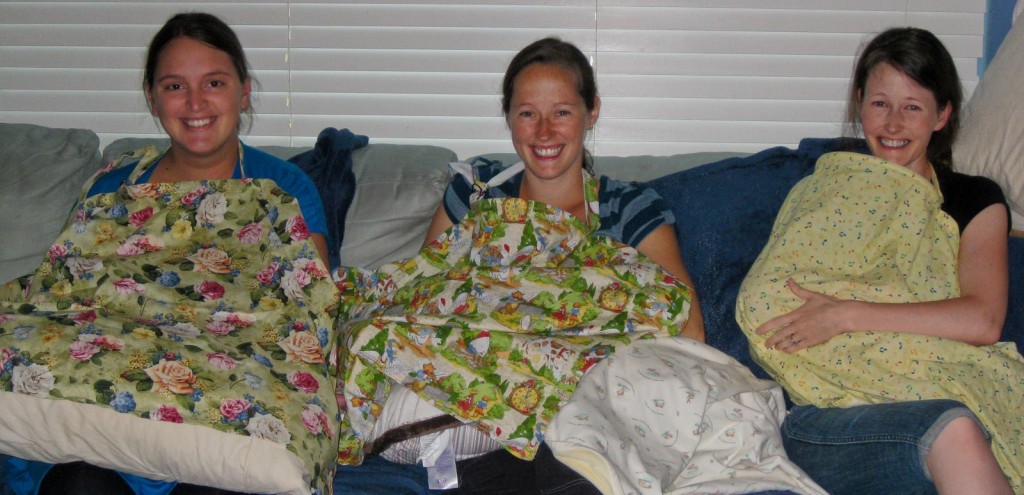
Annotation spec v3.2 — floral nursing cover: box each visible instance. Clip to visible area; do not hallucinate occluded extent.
[737,152,1024,491]
[335,170,695,464]
[0,146,340,493]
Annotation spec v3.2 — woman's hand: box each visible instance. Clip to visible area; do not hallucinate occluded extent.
[756,278,849,352]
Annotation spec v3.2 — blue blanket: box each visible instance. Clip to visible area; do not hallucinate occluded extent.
[289,127,369,269]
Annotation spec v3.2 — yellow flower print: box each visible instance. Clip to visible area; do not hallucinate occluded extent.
[176,304,198,322]
[38,263,52,277]
[40,326,64,344]
[50,280,72,297]
[171,220,193,240]
[274,383,290,402]
[94,221,116,244]
[127,349,150,370]
[259,296,284,311]
[261,326,280,344]
[131,328,157,342]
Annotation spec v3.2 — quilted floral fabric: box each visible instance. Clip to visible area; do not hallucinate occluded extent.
[0,147,340,494]
[737,152,1024,491]
[335,172,695,464]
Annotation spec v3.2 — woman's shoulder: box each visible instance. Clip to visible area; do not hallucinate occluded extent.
[938,167,1006,203]
[937,167,1009,233]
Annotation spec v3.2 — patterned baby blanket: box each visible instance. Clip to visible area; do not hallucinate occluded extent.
[335,192,697,464]
[737,151,1024,491]
[546,337,826,495]
[0,147,340,494]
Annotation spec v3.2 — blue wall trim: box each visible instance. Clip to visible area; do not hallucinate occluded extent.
[983,0,1017,75]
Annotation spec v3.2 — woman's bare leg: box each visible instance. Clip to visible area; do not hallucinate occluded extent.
[927,416,1012,495]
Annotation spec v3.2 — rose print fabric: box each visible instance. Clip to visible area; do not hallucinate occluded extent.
[0,146,340,494]
[737,152,1024,491]
[334,172,695,464]
[546,337,826,495]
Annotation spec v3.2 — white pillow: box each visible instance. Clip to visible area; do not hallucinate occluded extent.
[953,19,1024,232]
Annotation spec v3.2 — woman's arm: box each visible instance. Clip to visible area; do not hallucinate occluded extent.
[758,203,1009,350]
[636,224,705,342]
[422,203,455,249]
[311,233,330,269]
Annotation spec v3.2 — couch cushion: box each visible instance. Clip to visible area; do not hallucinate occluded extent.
[0,123,102,283]
[471,152,750,183]
[953,18,1024,232]
[648,138,853,381]
[339,144,457,269]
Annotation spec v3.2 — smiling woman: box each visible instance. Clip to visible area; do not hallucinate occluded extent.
[0,11,339,495]
[737,27,1018,495]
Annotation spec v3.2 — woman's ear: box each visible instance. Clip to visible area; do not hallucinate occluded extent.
[145,86,156,116]
[241,78,252,111]
[588,96,601,129]
[934,102,952,132]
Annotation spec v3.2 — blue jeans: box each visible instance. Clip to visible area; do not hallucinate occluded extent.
[333,443,599,495]
[782,399,987,495]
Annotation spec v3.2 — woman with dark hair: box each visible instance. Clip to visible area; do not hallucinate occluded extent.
[333,36,710,495]
[333,36,822,495]
[0,12,335,495]
[737,27,1018,494]
[423,37,703,309]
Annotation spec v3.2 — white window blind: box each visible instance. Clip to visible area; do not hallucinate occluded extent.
[0,1,986,158]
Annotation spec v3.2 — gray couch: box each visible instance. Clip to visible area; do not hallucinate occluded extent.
[1,122,1022,491]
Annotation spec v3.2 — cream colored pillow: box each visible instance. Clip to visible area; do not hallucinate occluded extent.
[954,19,1024,232]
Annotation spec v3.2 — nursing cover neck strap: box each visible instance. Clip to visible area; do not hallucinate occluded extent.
[128,142,246,185]
[450,161,600,230]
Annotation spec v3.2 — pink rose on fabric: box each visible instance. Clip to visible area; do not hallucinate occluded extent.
[256,262,280,285]
[87,335,124,351]
[113,277,145,295]
[220,398,251,420]
[137,236,165,252]
[1,347,16,369]
[207,352,240,370]
[301,404,331,436]
[71,311,97,326]
[129,206,154,228]
[194,280,225,301]
[294,258,328,279]
[180,186,207,207]
[151,404,184,423]
[278,331,325,364]
[225,313,255,327]
[281,269,312,301]
[206,320,235,336]
[286,216,311,241]
[69,341,100,361]
[116,235,165,257]
[0,314,12,324]
[237,223,264,244]
[145,359,196,395]
[188,247,232,274]
[288,371,320,394]
[126,183,161,199]
[48,244,68,264]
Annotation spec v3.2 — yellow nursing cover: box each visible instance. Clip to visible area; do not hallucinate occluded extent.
[737,151,1024,491]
